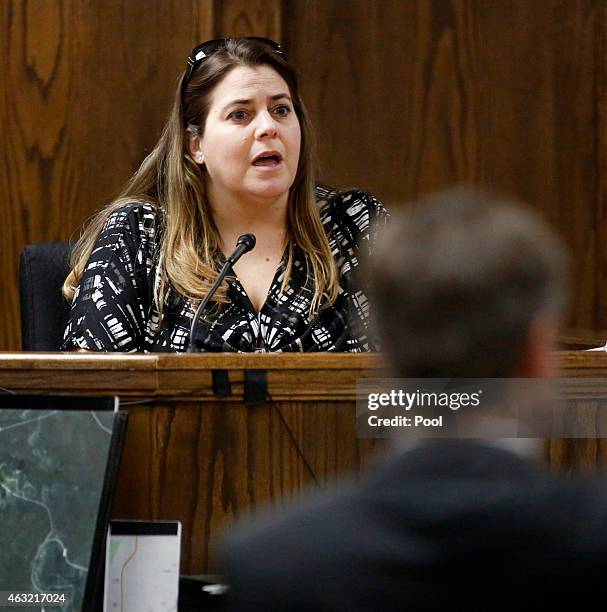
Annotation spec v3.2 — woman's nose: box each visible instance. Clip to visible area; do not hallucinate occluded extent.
[255,112,279,139]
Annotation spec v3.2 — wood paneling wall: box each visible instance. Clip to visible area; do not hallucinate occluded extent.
[286,0,605,330]
[0,0,281,350]
[1,0,214,349]
[1,0,606,348]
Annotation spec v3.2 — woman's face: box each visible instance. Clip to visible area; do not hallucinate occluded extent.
[190,64,302,206]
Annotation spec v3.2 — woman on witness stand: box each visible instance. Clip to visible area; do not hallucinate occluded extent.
[62,37,387,353]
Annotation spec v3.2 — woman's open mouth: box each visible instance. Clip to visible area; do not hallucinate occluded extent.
[252,151,283,168]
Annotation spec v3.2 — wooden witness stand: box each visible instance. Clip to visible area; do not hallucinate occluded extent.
[0,353,384,573]
[1,350,607,573]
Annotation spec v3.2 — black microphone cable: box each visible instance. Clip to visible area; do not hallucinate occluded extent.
[266,390,321,489]
[187,234,256,353]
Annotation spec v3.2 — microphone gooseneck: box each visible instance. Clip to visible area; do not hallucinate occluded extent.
[227,233,256,264]
[187,233,256,353]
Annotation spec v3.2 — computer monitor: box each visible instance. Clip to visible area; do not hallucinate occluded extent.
[0,394,127,611]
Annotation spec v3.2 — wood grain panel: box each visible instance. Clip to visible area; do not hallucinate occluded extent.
[215,0,282,40]
[0,351,384,398]
[4,351,607,571]
[0,0,214,350]
[0,352,386,572]
[285,0,600,330]
[2,0,606,346]
[111,394,383,571]
[596,0,607,329]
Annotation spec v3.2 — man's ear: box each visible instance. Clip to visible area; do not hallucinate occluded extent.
[517,314,559,379]
[186,127,204,164]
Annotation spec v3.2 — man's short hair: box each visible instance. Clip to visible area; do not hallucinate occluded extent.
[370,187,569,378]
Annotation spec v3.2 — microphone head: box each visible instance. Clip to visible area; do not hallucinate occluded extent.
[236,233,256,253]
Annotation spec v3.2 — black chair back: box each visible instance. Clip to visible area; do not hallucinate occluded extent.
[20,242,73,351]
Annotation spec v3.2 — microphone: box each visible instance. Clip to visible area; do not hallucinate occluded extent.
[187,234,256,353]
[226,233,256,264]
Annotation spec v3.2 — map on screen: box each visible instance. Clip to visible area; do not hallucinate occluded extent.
[0,395,126,612]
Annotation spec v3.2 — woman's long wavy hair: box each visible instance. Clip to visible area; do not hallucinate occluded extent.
[63,38,339,314]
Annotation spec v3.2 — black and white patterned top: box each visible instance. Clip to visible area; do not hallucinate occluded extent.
[61,187,388,353]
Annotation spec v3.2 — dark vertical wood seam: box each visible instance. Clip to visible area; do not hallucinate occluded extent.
[594,0,607,329]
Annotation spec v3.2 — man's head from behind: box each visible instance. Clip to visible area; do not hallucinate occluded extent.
[371,188,569,379]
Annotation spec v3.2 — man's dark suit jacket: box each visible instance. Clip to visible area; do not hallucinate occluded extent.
[221,442,607,610]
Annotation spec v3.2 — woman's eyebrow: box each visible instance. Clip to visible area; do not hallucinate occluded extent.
[221,98,252,112]
[221,93,292,113]
[269,93,292,101]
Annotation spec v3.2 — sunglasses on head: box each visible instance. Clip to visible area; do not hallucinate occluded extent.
[181,37,286,105]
